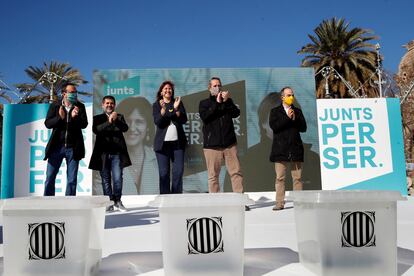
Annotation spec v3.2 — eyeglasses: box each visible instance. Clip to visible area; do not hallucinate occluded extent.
[212,85,222,87]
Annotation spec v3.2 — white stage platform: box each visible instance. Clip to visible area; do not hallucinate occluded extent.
[1,192,414,275]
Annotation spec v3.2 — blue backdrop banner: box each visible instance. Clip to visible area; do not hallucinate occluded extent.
[1,103,93,198]
[93,68,320,194]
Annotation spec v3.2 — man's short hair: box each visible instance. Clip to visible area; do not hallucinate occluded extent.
[210,77,221,83]
[61,82,77,93]
[102,95,116,104]
[208,77,222,88]
[210,77,222,83]
[280,86,293,97]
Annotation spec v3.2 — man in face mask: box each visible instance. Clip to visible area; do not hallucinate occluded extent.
[269,87,307,210]
[199,77,250,210]
[43,83,88,196]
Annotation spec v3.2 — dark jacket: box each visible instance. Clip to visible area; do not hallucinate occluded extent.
[44,100,88,161]
[152,100,188,152]
[88,113,132,170]
[269,104,307,162]
[199,96,240,149]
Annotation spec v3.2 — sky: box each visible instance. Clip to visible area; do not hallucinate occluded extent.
[0,0,413,100]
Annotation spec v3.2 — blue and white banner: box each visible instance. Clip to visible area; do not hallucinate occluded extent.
[317,98,406,194]
[1,104,93,198]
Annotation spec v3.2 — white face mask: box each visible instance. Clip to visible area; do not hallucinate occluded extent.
[210,86,220,96]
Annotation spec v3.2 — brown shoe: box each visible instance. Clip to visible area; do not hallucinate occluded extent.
[272,205,284,211]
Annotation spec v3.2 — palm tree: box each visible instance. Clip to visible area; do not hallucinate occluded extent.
[16,61,88,103]
[298,17,379,98]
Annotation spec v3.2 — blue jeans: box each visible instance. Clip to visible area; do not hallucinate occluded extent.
[155,141,184,194]
[100,154,123,202]
[44,146,79,196]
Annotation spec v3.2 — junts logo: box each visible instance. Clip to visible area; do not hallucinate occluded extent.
[341,211,376,247]
[28,222,65,260]
[187,217,223,254]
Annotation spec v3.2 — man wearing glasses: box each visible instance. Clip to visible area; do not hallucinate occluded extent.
[269,86,307,211]
[199,77,249,210]
[43,83,88,196]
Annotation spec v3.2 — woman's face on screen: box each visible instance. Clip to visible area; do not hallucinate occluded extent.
[125,108,148,147]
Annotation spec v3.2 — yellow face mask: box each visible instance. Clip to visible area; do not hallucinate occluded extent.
[283,95,295,106]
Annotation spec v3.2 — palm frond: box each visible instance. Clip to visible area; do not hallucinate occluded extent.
[19,61,88,103]
[298,17,378,98]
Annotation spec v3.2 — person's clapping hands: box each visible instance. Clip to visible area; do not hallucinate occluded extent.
[108,111,118,123]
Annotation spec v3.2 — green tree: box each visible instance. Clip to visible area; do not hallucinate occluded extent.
[298,17,379,98]
[16,61,88,103]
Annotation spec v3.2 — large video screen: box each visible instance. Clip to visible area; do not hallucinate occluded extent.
[93,68,320,194]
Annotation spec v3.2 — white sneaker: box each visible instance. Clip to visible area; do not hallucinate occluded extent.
[106,205,114,212]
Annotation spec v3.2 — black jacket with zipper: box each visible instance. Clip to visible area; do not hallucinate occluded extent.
[88,113,132,171]
[44,100,88,161]
[269,104,307,162]
[199,95,240,149]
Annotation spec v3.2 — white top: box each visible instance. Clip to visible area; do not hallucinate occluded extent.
[62,99,72,112]
[283,103,291,115]
[164,122,178,141]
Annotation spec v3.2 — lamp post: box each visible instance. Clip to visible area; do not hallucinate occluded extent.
[37,72,65,103]
[315,66,361,98]
[1,73,67,104]
[374,43,386,98]
[321,67,332,98]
